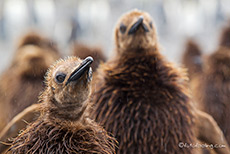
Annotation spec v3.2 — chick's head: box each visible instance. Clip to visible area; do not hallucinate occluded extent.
[45,56,93,105]
[114,9,157,52]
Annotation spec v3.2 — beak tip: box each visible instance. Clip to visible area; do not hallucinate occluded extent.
[66,56,94,85]
[86,56,94,63]
[139,16,144,21]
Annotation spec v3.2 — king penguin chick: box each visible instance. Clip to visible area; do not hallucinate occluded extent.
[72,43,106,72]
[193,47,230,145]
[181,39,204,110]
[192,25,230,145]
[8,56,116,154]
[90,10,230,154]
[0,32,60,132]
[182,39,203,80]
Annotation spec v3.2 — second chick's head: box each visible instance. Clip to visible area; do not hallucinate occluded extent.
[42,56,93,122]
[115,9,157,52]
[13,32,60,78]
[15,45,59,78]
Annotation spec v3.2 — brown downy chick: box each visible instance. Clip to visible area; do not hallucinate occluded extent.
[182,39,203,80]
[193,47,230,145]
[91,9,200,154]
[17,31,59,51]
[192,25,230,145]
[72,43,106,72]
[0,32,60,132]
[8,56,116,154]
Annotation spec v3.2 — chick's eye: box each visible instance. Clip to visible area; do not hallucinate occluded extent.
[120,24,126,34]
[149,22,153,29]
[55,73,66,83]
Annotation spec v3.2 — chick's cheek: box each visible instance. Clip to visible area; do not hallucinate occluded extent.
[78,80,84,86]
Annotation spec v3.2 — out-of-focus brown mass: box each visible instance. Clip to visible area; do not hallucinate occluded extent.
[0,32,60,132]
[187,24,230,146]
[72,43,106,72]
[182,39,203,80]
[192,47,230,145]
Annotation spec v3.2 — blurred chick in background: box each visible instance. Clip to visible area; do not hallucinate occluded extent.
[71,43,107,93]
[72,43,106,72]
[182,39,203,80]
[181,39,204,110]
[0,32,60,132]
[191,25,230,145]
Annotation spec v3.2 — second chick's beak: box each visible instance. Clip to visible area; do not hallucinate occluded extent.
[65,56,94,86]
[128,16,149,35]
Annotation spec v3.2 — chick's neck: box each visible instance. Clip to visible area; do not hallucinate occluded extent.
[116,46,162,71]
[40,90,88,126]
[107,46,187,96]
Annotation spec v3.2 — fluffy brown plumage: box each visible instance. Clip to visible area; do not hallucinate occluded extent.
[194,110,230,154]
[72,43,106,72]
[7,56,116,154]
[0,32,60,132]
[90,9,201,154]
[182,39,203,80]
[0,104,40,153]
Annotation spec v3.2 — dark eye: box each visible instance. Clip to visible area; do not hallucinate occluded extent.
[55,73,66,83]
[149,21,153,29]
[120,23,126,34]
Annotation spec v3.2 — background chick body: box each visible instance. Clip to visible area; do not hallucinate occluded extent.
[8,56,116,154]
[72,43,106,72]
[182,39,203,80]
[181,39,205,110]
[72,43,108,94]
[189,25,230,145]
[91,10,201,154]
[193,48,230,144]
[0,32,60,131]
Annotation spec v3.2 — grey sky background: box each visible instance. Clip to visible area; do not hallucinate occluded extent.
[0,0,229,72]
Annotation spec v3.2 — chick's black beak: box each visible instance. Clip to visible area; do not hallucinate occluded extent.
[65,56,94,86]
[128,16,149,35]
